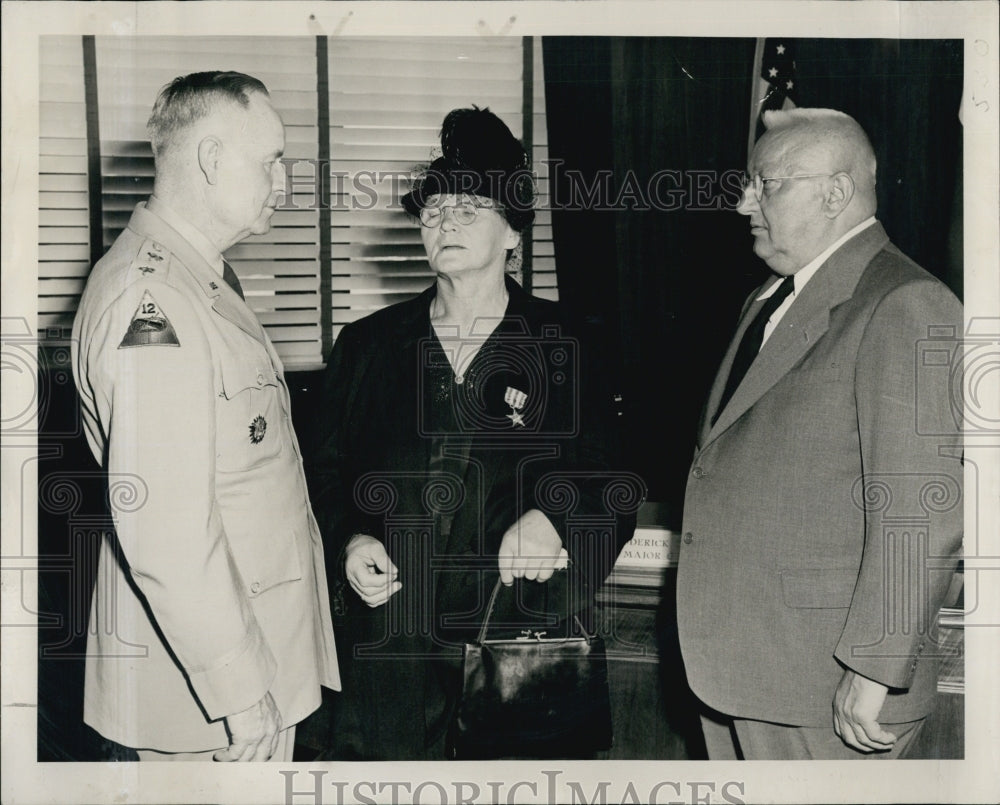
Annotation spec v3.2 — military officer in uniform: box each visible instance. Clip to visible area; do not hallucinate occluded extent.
[72,71,339,761]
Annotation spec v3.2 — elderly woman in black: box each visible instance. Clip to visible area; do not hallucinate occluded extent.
[310,107,638,760]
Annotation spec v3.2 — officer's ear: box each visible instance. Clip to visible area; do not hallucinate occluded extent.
[197,136,222,185]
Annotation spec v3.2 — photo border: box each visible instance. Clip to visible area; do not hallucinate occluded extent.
[3,2,998,803]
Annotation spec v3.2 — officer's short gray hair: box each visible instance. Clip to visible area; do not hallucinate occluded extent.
[147,71,269,159]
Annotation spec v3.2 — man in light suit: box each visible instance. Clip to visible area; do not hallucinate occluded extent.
[72,72,339,761]
[676,108,962,759]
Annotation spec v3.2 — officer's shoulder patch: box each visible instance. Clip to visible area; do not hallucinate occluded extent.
[128,238,173,279]
[118,290,180,348]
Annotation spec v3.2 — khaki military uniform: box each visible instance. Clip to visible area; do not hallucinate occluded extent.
[72,201,339,752]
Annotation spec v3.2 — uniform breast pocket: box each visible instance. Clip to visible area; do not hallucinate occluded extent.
[216,355,285,472]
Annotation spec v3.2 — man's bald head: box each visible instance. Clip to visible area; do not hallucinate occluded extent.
[739,109,880,274]
[759,108,878,219]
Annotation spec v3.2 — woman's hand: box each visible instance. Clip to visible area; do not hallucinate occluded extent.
[344,534,401,607]
[498,509,569,585]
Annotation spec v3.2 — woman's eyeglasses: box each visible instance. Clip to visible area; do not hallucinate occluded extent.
[419,200,501,228]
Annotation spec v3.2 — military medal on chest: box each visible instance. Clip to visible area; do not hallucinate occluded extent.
[249,414,267,444]
[504,386,527,427]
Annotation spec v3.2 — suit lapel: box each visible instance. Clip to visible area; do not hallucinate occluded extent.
[701,222,890,449]
[698,292,762,446]
[128,202,266,344]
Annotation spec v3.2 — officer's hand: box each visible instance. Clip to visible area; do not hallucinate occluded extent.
[344,534,401,607]
[833,669,896,753]
[214,692,281,762]
[498,509,569,585]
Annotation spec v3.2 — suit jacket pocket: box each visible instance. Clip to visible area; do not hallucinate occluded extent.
[780,568,857,609]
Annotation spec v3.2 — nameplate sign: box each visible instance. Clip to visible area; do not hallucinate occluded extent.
[608,527,678,589]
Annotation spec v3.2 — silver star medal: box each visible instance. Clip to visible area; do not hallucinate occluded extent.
[504,386,528,427]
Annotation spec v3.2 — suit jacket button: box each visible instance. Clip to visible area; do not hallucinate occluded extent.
[692,466,706,479]
[683,532,694,544]
[250,581,261,594]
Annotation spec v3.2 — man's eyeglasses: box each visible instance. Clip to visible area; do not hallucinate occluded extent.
[418,200,501,228]
[740,173,835,202]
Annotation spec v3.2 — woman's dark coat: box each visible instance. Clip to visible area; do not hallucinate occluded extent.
[308,276,640,759]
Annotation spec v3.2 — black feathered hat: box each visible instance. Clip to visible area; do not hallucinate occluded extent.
[401,106,536,231]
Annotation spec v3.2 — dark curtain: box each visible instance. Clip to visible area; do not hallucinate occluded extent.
[792,39,964,297]
[543,37,964,524]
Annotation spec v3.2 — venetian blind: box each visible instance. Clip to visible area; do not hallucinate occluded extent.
[38,36,556,364]
[93,37,322,368]
[38,37,90,337]
[326,36,557,340]
[531,36,557,301]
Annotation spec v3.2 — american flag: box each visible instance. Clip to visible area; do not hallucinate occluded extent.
[748,39,799,157]
[760,39,799,110]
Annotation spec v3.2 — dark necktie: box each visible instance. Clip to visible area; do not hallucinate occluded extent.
[712,274,795,425]
[222,260,245,301]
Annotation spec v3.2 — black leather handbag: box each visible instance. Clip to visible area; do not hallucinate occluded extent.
[447,578,613,759]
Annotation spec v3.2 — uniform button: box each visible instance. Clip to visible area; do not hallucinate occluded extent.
[683,532,694,544]
[692,466,706,479]
[256,372,265,386]
[250,581,261,594]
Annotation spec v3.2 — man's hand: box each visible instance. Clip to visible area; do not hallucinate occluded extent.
[344,534,401,607]
[498,509,569,585]
[214,692,281,761]
[832,668,896,753]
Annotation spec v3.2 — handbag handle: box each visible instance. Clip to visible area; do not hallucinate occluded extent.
[476,577,591,645]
